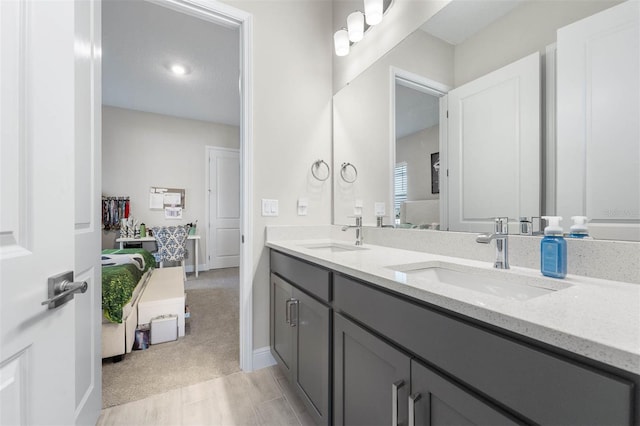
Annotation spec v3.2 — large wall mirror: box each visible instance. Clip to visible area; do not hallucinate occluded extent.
[332,0,639,241]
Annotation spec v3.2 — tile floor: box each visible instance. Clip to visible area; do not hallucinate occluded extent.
[97,366,315,426]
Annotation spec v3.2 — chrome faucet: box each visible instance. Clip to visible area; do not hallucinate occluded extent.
[342,216,363,246]
[376,216,395,228]
[476,217,510,269]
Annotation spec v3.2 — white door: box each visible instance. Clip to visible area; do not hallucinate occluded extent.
[556,0,639,241]
[0,1,101,425]
[208,147,240,269]
[445,52,540,233]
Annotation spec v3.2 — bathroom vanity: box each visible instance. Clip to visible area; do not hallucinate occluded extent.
[267,239,639,426]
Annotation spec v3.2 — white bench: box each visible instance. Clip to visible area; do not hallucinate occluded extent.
[138,267,186,337]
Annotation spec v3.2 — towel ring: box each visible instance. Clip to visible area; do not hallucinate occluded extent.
[340,162,358,183]
[311,159,330,181]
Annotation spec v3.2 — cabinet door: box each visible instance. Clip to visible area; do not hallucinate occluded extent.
[334,313,411,426]
[292,288,331,426]
[270,274,293,375]
[410,360,519,426]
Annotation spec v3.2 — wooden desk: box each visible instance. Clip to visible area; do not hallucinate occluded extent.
[115,234,201,277]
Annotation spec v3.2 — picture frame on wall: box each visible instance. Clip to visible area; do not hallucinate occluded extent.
[431,152,440,194]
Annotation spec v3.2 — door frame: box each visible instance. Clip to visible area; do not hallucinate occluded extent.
[389,67,450,227]
[205,145,241,270]
[141,0,254,370]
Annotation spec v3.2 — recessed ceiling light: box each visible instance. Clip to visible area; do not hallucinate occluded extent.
[168,63,191,76]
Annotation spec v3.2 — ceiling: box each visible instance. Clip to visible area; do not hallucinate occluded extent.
[420,0,525,45]
[102,0,240,125]
[395,84,440,139]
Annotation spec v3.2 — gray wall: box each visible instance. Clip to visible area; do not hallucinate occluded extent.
[102,106,239,267]
[396,125,439,201]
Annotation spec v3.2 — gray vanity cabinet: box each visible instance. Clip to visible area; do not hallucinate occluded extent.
[334,312,516,426]
[410,360,519,426]
[270,251,332,426]
[270,249,637,426]
[270,273,294,375]
[334,313,410,426]
[333,273,635,426]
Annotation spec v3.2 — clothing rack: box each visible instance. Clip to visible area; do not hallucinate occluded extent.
[102,196,130,230]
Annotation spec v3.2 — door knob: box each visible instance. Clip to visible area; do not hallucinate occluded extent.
[41,271,88,309]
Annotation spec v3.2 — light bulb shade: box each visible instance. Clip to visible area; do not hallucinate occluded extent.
[334,29,350,56]
[364,0,383,25]
[347,11,364,42]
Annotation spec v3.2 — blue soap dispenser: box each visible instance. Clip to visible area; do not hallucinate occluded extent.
[569,216,590,239]
[540,216,567,279]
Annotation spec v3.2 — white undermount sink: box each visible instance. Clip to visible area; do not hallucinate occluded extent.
[300,242,368,253]
[387,261,571,301]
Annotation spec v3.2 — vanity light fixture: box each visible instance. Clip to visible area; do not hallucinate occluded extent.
[364,0,383,25]
[334,28,350,57]
[334,0,392,56]
[347,11,365,42]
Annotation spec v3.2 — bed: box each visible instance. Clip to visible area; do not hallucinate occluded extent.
[101,248,155,360]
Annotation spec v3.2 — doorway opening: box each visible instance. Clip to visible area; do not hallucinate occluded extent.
[100,0,252,408]
[391,68,449,230]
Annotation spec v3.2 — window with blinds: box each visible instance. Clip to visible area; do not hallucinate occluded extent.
[394,162,407,219]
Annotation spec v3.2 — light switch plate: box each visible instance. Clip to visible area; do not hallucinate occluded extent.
[354,199,363,216]
[297,198,309,216]
[262,199,279,216]
[374,202,386,216]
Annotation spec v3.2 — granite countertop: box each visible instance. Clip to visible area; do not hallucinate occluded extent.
[266,238,640,375]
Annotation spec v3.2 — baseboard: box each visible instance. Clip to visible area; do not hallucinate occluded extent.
[252,346,276,370]
[184,263,206,273]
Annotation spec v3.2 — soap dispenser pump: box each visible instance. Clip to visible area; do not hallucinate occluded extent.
[569,216,590,238]
[540,216,567,279]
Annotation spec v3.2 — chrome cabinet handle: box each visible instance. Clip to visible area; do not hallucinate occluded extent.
[41,271,88,309]
[285,298,292,325]
[392,380,404,426]
[289,299,299,327]
[408,393,422,426]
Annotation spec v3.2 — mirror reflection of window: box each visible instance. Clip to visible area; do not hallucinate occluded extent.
[394,162,407,223]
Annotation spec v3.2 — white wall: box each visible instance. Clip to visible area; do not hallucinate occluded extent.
[396,125,439,201]
[454,0,622,86]
[223,0,334,351]
[102,106,239,269]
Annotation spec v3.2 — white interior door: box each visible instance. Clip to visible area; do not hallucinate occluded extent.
[0,1,101,425]
[208,147,240,269]
[73,0,102,423]
[556,0,639,241]
[446,52,540,233]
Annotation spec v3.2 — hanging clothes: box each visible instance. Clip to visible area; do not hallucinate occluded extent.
[102,196,130,230]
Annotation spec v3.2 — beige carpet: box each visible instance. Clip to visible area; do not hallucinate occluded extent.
[102,284,240,408]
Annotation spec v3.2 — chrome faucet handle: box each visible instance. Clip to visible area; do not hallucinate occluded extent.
[494,217,509,234]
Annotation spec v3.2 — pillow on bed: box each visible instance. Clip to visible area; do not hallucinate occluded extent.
[101,248,156,272]
[101,253,145,270]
